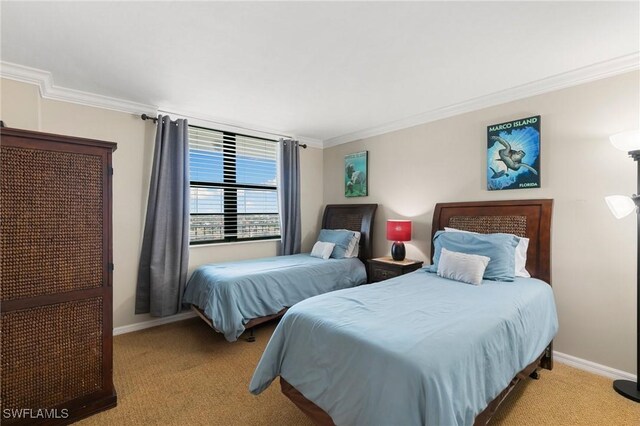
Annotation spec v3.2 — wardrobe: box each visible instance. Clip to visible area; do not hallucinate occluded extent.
[1,127,117,424]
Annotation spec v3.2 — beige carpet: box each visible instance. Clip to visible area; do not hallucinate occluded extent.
[80,318,639,425]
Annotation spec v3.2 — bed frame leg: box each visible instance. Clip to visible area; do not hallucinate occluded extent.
[541,342,553,370]
[529,369,541,380]
[244,328,256,343]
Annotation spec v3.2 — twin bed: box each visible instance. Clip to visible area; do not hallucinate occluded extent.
[183,204,378,341]
[249,199,558,425]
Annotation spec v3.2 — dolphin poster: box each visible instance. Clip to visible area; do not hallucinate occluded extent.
[345,151,368,197]
[487,115,541,190]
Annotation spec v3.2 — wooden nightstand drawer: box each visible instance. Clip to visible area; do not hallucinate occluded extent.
[367,257,423,283]
[371,267,401,282]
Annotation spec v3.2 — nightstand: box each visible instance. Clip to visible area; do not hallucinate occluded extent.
[367,257,424,283]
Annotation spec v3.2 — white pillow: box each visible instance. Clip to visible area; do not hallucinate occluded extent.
[338,229,361,258]
[514,237,530,278]
[444,227,530,278]
[437,247,490,286]
[351,239,360,258]
[310,241,335,260]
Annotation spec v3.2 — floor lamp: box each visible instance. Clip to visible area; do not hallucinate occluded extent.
[606,129,640,403]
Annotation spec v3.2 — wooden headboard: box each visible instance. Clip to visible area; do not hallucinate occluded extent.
[431,199,553,284]
[322,204,378,262]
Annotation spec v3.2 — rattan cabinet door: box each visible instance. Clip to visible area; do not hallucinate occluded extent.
[0,128,117,425]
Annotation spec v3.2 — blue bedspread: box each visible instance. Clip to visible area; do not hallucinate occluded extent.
[183,254,366,342]
[250,270,558,425]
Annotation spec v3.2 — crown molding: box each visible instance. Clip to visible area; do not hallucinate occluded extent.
[296,136,324,149]
[3,54,638,150]
[0,61,51,93]
[0,61,323,148]
[0,61,157,114]
[324,52,640,148]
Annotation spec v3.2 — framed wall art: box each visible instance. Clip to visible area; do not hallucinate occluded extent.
[487,115,541,190]
[344,151,368,197]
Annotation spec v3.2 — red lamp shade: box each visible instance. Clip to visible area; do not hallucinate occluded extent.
[386,220,412,242]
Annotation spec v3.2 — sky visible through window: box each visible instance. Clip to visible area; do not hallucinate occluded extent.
[189,150,278,214]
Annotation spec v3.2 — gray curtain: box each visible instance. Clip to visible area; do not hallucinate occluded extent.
[278,139,301,255]
[136,115,190,316]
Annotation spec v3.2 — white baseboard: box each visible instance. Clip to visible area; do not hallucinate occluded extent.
[113,311,196,336]
[554,351,636,382]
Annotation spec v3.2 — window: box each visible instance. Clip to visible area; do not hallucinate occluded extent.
[188,125,280,244]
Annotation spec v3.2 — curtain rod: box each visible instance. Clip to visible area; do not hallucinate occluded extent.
[140,114,307,148]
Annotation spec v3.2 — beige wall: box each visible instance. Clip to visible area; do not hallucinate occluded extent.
[3,71,638,375]
[0,78,324,329]
[323,71,639,375]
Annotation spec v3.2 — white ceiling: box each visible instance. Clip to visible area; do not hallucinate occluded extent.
[1,1,639,144]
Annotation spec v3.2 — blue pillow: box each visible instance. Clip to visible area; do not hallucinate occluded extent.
[317,229,355,259]
[430,230,519,281]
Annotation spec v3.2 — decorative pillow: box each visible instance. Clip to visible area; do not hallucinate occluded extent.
[310,241,336,260]
[339,230,361,258]
[437,248,490,285]
[444,227,530,278]
[513,237,530,278]
[351,240,360,258]
[430,230,519,281]
[317,229,356,259]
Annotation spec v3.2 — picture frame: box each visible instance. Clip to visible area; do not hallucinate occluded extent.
[487,115,541,191]
[344,151,368,197]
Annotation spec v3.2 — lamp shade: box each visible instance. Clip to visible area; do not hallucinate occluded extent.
[386,220,412,242]
[605,195,636,219]
[610,130,640,152]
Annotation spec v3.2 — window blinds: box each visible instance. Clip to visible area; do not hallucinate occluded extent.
[188,126,280,243]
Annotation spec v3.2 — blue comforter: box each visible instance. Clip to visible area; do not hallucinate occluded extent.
[183,254,367,342]
[249,270,558,425]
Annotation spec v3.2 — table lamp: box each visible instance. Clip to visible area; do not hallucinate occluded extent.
[386,220,412,261]
[606,129,640,403]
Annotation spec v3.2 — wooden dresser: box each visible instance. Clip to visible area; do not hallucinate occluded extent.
[0,128,117,424]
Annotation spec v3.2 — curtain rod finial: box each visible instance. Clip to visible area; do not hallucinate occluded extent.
[141,113,158,123]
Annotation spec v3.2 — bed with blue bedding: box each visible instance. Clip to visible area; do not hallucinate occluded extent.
[250,271,558,425]
[184,203,377,342]
[183,254,367,341]
[249,199,556,425]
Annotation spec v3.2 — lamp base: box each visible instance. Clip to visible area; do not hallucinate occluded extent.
[391,242,406,261]
[613,380,640,403]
